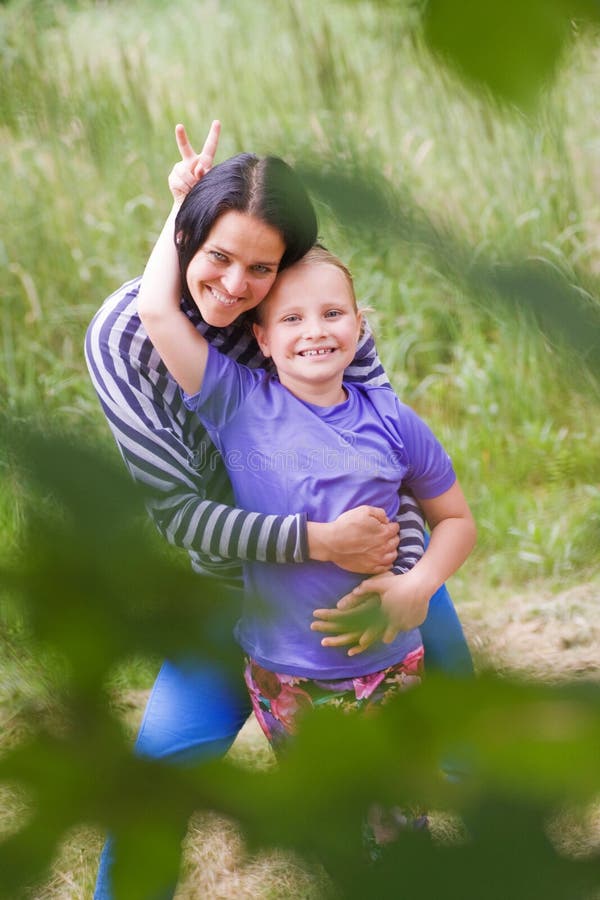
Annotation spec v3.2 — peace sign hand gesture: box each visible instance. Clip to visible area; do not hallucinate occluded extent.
[168,120,221,206]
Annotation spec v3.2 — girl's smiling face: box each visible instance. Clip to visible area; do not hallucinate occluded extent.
[253,259,362,405]
[185,210,286,327]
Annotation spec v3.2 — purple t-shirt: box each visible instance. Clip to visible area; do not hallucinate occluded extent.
[184,344,456,679]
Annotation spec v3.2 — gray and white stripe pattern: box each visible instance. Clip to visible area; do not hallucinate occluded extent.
[85,276,424,581]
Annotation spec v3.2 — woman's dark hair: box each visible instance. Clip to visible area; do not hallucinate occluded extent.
[175,153,318,301]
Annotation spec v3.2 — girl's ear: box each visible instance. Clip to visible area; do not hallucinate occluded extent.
[355,309,363,340]
[252,321,271,358]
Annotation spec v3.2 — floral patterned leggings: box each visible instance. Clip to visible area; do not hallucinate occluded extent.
[243,647,428,847]
[243,646,424,753]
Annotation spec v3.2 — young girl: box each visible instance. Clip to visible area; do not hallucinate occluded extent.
[88,121,473,896]
[138,238,476,749]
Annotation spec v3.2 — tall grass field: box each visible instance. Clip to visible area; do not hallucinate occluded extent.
[2,0,599,587]
[1,0,600,896]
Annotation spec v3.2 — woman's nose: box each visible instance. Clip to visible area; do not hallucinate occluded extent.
[222,265,247,296]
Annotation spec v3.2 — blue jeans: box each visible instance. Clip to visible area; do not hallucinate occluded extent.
[93,656,252,899]
[94,581,472,898]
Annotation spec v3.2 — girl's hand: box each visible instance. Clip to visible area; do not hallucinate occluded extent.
[312,482,475,656]
[168,120,221,205]
[311,570,429,656]
[311,593,387,657]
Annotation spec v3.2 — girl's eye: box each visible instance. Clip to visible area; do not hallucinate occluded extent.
[283,315,300,323]
[325,309,342,318]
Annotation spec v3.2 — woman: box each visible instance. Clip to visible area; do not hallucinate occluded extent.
[85,121,473,898]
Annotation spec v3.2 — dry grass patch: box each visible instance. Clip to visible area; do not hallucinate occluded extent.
[8,578,600,898]
[462,577,600,682]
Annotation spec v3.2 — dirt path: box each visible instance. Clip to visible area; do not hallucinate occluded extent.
[35,576,600,898]
[460,576,600,681]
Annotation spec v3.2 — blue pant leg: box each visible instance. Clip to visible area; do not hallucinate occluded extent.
[419,537,474,780]
[94,656,252,900]
[419,532,474,678]
[420,581,474,678]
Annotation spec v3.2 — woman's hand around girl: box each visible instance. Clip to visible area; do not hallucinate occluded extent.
[306,506,400,575]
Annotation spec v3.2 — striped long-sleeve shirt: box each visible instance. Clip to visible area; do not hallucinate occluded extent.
[85,276,424,582]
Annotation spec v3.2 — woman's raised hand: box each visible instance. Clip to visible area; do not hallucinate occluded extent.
[168,120,221,205]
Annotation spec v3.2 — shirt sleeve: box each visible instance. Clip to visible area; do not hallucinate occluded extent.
[344,317,391,386]
[396,402,456,499]
[387,403,454,575]
[391,490,425,574]
[349,320,426,572]
[84,281,308,576]
[182,342,261,433]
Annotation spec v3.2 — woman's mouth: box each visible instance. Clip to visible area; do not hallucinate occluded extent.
[208,285,241,307]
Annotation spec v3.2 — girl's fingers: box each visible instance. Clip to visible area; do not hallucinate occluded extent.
[321,631,362,648]
[382,625,399,645]
[175,121,220,184]
[175,123,196,161]
[312,607,343,621]
[310,619,348,634]
[337,587,379,610]
[347,625,384,656]
[197,119,221,170]
[313,597,377,620]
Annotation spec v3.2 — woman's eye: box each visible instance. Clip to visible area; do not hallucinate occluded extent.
[209,250,228,262]
[252,264,272,275]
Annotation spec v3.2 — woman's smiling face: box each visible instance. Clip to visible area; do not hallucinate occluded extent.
[185,209,286,327]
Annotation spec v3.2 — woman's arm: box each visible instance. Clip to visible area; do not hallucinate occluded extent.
[85,280,307,575]
[85,294,401,575]
[88,122,397,575]
[137,125,401,574]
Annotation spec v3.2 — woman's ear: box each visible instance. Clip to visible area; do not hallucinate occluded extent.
[252,321,271,358]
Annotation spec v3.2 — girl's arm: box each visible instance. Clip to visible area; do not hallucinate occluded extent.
[137,121,221,396]
[312,480,476,655]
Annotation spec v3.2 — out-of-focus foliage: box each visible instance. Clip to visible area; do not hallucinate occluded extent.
[298,156,600,371]
[422,0,600,109]
[1,422,599,898]
[1,0,600,896]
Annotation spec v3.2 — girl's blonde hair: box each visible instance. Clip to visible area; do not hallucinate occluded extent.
[298,244,374,330]
[295,243,357,309]
[253,242,371,332]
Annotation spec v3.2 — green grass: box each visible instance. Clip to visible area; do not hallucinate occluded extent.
[1,7,600,895]
[2,1,600,590]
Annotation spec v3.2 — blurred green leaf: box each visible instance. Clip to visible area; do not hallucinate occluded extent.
[421,0,592,109]
[1,424,599,896]
[299,158,600,372]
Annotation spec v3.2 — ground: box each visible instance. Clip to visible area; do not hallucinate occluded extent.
[462,576,599,682]
[30,574,600,897]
